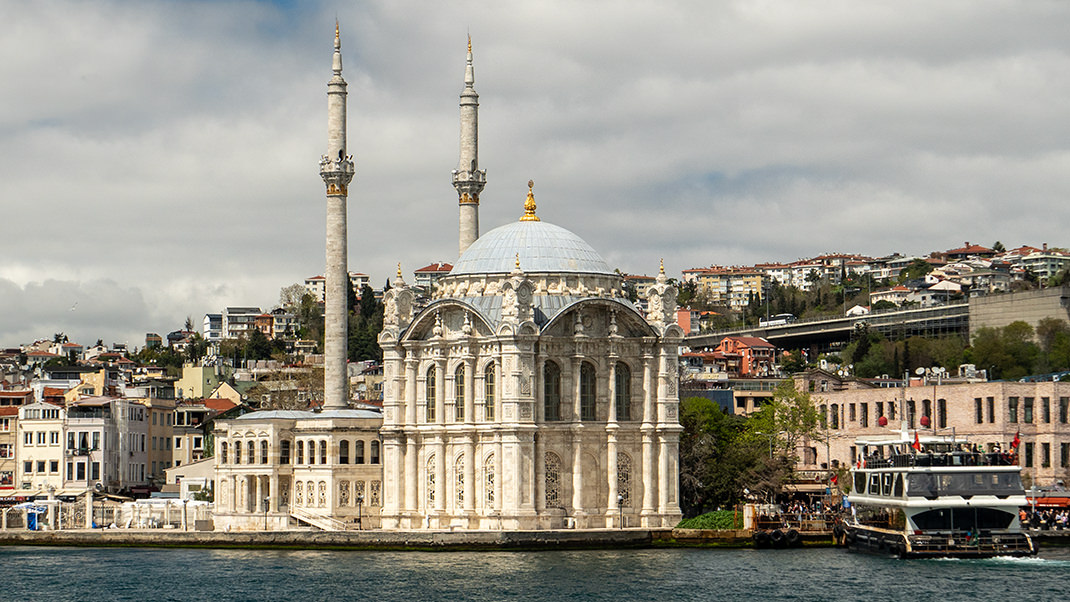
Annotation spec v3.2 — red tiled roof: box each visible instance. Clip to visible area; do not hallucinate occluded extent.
[202,398,239,413]
[415,263,453,273]
[0,406,19,416]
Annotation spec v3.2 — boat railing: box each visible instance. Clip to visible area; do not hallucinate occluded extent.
[908,532,1033,554]
[755,512,839,532]
[861,452,1017,469]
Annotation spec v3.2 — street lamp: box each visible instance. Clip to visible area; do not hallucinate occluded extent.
[356,493,364,530]
[263,496,270,531]
[617,494,624,529]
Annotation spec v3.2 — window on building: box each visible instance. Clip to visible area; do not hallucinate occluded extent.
[455,365,466,422]
[987,397,995,423]
[175,437,182,449]
[1025,441,1035,468]
[544,361,561,421]
[580,362,596,421]
[1062,443,1069,468]
[339,440,350,464]
[849,404,856,422]
[220,442,228,464]
[296,441,304,464]
[922,399,931,422]
[280,440,290,464]
[370,440,380,464]
[1009,397,1019,423]
[937,399,947,429]
[36,432,45,445]
[0,444,11,459]
[1043,397,1051,423]
[355,440,365,464]
[260,440,268,464]
[484,364,496,421]
[50,431,59,445]
[1024,397,1034,423]
[49,460,58,474]
[247,441,255,464]
[24,461,33,474]
[37,460,45,474]
[234,442,242,464]
[426,366,437,422]
[194,437,203,450]
[831,404,840,429]
[91,462,100,480]
[615,363,631,421]
[908,400,916,428]
[1042,442,1051,468]
[975,398,983,424]
[876,402,884,419]
[859,403,868,428]
[76,462,85,480]
[1061,397,1069,424]
[888,403,896,421]
[319,440,327,465]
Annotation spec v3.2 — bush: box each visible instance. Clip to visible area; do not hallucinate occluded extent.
[676,510,743,530]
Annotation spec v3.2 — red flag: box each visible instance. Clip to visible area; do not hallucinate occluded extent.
[830,474,838,485]
[1012,431,1021,450]
[912,431,921,451]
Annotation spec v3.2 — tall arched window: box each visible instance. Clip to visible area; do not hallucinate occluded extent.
[545,452,562,507]
[319,440,327,465]
[355,440,365,464]
[220,442,228,465]
[370,440,380,464]
[484,453,495,507]
[247,441,255,464]
[544,361,561,421]
[234,442,242,464]
[484,364,496,421]
[260,440,268,464]
[339,440,350,464]
[455,453,465,507]
[615,362,631,421]
[580,362,596,421]
[617,453,632,507]
[296,440,304,464]
[426,454,436,507]
[455,365,466,422]
[426,366,437,422]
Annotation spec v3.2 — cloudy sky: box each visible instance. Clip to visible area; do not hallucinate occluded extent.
[3,0,1069,348]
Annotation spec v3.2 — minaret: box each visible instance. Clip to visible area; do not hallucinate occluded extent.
[453,36,486,256]
[319,22,355,410]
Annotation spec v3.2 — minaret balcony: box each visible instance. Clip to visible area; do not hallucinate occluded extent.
[452,169,486,185]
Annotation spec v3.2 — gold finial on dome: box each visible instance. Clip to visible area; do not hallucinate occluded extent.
[468,34,472,54]
[660,258,665,275]
[515,253,521,270]
[397,262,403,279]
[519,179,540,222]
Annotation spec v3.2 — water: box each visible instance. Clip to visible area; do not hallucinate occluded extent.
[3,545,1069,601]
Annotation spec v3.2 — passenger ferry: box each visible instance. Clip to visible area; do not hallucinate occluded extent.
[840,430,1036,558]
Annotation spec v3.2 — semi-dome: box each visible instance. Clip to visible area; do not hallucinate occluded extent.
[450,219,615,276]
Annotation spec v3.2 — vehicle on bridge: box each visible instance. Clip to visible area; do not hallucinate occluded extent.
[758,313,796,327]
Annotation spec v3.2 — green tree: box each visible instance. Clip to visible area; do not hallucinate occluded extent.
[898,259,934,283]
[745,380,825,480]
[678,396,759,515]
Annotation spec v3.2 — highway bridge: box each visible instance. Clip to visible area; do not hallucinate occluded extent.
[685,303,970,352]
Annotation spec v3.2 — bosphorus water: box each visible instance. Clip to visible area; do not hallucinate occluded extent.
[4,545,1069,601]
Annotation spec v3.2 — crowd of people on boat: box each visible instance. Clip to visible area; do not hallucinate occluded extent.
[756,499,845,531]
[1021,508,1070,531]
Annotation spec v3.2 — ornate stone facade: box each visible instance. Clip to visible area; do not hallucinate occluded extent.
[378,190,684,530]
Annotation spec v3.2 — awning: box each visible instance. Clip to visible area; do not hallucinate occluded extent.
[1030,496,1070,508]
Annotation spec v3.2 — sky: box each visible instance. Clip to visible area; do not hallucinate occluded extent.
[3,0,1070,348]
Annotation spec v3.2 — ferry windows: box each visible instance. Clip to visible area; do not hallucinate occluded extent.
[868,473,881,495]
[882,472,893,495]
[339,440,349,464]
[858,403,866,428]
[615,362,631,421]
[1008,397,1019,423]
[912,508,1015,532]
[580,362,596,421]
[544,361,561,422]
[370,440,380,464]
[1043,397,1051,423]
[1061,397,1069,424]
[426,366,437,423]
[893,474,903,497]
[296,441,304,464]
[484,364,495,422]
[1023,397,1034,423]
[455,365,466,422]
[1025,442,1034,468]
[975,398,983,424]
[1042,442,1051,468]
[280,440,290,464]
[937,399,947,429]
[355,440,365,464]
[854,472,866,494]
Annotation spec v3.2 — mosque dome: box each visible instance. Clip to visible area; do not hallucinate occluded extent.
[449,183,615,277]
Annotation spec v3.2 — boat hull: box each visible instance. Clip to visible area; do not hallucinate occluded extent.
[842,524,1036,559]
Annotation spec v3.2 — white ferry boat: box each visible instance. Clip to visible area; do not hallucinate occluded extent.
[839,430,1036,558]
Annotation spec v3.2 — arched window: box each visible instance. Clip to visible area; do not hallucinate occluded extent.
[580,362,596,421]
[545,452,562,507]
[370,440,380,464]
[355,440,365,464]
[455,365,466,422]
[426,454,436,507]
[306,481,315,507]
[319,440,327,465]
[220,442,228,464]
[234,442,241,464]
[455,453,465,507]
[426,366,437,422]
[922,399,932,421]
[260,440,268,464]
[246,441,255,464]
[339,481,350,506]
[617,453,632,507]
[339,440,350,464]
[296,440,304,464]
[544,361,561,421]
[484,364,496,421]
[295,481,303,506]
[615,362,631,421]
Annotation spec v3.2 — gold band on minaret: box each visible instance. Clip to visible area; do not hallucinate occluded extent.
[519,180,540,222]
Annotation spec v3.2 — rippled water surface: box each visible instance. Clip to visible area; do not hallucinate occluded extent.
[3,545,1069,601]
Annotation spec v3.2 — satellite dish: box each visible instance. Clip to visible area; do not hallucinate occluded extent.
[94,482,104,492]
[915,367,925,376]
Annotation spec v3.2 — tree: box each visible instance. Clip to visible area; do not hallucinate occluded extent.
[184,316,195,332]
[678,396,759,515]
[898,259,934,284]
[53,332,67,343]
[279,283,306,310]
[992,241,1006,253]
[746,380,825,469]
